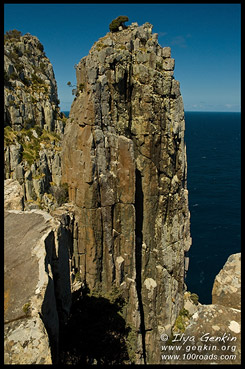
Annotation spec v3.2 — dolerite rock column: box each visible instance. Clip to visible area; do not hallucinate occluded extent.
[62,22,191,364]
[4,32,63,133]
[4,32,66,210]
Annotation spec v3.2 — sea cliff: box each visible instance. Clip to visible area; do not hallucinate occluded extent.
[61,21,191,363]
[4,23,240,365]
[4,30,67,211]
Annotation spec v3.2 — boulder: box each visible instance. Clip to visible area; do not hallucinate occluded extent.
[212,253,241,309]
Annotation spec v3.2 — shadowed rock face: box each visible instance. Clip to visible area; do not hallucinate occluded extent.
[62,22,191,364]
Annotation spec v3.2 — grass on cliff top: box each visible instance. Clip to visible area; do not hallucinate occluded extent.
[4,125,61,166]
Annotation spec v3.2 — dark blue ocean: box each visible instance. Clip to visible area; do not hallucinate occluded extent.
[185,112,241,304]
[62,111,241,304]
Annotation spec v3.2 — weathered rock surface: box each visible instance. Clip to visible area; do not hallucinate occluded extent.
[4,208,75,364]
[62,22,191,364]
[4,31,67,210]
[163,253,241,364]
[4,31,63,133]
[164,304,241,365]
[4,179,24,210]
[212,253,241,309]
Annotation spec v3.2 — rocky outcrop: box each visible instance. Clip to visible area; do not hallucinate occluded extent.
[62,22,191,364]
[4,32,72,363]
[4,207,75,364]
[4,31,63,133]
[171,304,241,364]
[212,253,241,309]
[4,31,66,211]
[163,253,241,364]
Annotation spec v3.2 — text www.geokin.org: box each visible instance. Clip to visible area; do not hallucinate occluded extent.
[160,333,237,362]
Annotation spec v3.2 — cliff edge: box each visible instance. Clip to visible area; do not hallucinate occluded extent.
[4,207,75,364]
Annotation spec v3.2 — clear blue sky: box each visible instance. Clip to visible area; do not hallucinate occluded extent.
[4,3,241,112]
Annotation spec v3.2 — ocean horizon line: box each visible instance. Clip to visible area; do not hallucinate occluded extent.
[61,110,241,114]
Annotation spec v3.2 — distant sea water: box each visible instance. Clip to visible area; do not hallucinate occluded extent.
[185,112,241,304]
[61,111,241,304]
[62,111,70,118]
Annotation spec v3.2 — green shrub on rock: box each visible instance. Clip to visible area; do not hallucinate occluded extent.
[22,302,31,315]
[31,73,43,85]
[109,16,129,32]
[4,29,22,43]
[190,293,199,305]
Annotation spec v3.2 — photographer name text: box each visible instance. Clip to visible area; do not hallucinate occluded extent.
[171,332,237,345]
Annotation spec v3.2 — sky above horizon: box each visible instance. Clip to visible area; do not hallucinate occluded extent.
[4,3,241,112]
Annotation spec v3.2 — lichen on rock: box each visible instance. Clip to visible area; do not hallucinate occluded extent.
[167,254,241,364]
[212,253,241,309]
[4,31,67,211]
[62,21,191,364]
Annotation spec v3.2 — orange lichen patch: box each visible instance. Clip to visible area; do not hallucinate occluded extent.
[4,289,10,314]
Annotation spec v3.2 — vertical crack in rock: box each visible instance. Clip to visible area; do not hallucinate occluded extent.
[126,63,133,138]
[135,169,146,363]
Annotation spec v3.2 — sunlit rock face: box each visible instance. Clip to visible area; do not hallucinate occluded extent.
[62,22,191,364]
[4,31,66,211]
[212,252,241,310]
[4,208,75,364]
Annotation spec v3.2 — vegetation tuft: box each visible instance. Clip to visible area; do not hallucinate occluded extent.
[109,16,129,32]
[22,302,31,316]
[4,29,22,43]
[190,293,199,305]
[4,125,61,166]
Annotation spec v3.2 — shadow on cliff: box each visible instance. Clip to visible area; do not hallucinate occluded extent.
[58,286,131,365]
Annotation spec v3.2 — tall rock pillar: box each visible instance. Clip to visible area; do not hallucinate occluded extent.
[62,22,191,364]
